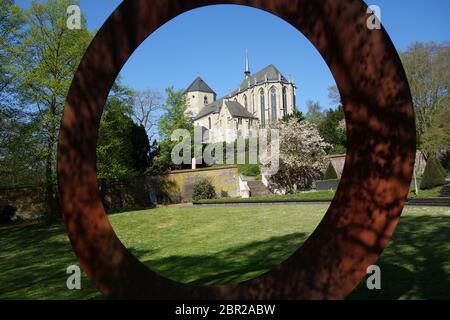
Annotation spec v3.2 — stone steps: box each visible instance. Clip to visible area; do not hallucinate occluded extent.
[407,197,450,206]
[247,180,270,197]
[439,184,450,197]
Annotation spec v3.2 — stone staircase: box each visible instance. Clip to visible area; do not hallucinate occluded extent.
[247,180,270,197]
[439,184,450,197]
[407,184,450,206]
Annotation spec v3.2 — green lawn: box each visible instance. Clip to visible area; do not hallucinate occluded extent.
[0,205,449,299]
[195,185,447,203]
[407,185,444,199]
[196,190,336,203]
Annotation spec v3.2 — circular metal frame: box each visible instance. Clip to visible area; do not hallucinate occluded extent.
[57,0,415,299]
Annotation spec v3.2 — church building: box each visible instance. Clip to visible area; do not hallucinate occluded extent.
[184,51,297,143]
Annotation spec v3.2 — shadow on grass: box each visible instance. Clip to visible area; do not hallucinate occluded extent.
[131,214,450,299]
[349,214,450,300]
[133,232,309,286]
[0,222,99,299]
[0,213,449,299]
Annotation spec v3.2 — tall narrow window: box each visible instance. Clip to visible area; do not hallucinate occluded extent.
[271,87,277,121]
[252,91,255,113]
[259,89,265,128]
[282,87,287,116]
[243,95,248,110]
[204,96,208,105]
[208,117,211,129]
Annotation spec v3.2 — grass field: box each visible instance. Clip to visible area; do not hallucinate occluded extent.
[195,185,445,203]
[0,205,449,299]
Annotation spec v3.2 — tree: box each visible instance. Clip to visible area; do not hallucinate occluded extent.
[0,117,45,188]
[153,87,193,172]
[318,105,346,154]
[158,87,193,140]
[97,81,150,179]
[420,155,446,190]
[0,0,24,113]
[420,103,450,156]
[327,85,341,106]
[265,118,329,193]
[305,100,323,125]
[17,0,92,216]
[400,42,450,156]
[324,162,338,180]
[0,0,32,187]
[131,88,163,141]
[131,124,151,173]
[281,110,305,123]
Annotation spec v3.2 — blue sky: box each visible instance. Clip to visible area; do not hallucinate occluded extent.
[17,0,450,113]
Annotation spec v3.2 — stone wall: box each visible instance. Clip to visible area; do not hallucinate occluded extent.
[0,187,47,220]
[163,165,239,201]
[0,166,240,220]
[327,151,426,178]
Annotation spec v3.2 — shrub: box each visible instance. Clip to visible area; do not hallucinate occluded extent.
[0,205,16,224]
[324,162,338,180]
[192,178,216,201]
[440,150,450,175]
[220,190,229,198]
[238,164,261,177]
[420,155,446,190]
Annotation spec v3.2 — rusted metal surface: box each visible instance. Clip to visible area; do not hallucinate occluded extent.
[57,0,415,299]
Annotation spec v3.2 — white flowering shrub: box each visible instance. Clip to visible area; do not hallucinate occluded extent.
[265,118,329,193]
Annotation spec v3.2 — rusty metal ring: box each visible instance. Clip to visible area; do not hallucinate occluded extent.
[57,0,415,299]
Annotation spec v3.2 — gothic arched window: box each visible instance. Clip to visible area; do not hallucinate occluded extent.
[282,87,287,117]
[270,87,277,121]
[243,95,248,110]
[259,89,265,128]
[204,95,208,105]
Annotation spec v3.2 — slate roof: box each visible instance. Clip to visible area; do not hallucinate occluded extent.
[192,98,223,120]
[234,64,289,94]
[225,101,258,119]
[192,64,288,121]
[184,76,216,94]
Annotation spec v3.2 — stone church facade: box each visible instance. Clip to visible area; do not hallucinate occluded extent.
[184,52,297,143]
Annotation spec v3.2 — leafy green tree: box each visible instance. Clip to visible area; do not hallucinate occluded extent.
[420,155,446,190]
[0,117,46,188]
[420,104,450,156]
[97,111,137,180]
[158,87,193,140]
[97,82,150,180]
[400,42,450,157]
[0,0,32,187]
[0,0,24,112]
[318,105,346,154]
[16,0,92,216]
[153,87,193,172]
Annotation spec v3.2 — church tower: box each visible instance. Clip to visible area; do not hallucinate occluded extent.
[184,76,216,117]
[244,49,251,79]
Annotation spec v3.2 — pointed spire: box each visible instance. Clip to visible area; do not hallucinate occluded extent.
[244,49,250,78]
